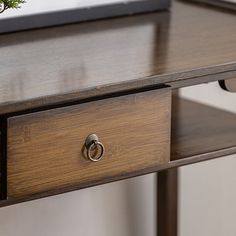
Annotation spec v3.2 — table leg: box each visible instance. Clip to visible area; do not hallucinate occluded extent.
[157,168,178,236]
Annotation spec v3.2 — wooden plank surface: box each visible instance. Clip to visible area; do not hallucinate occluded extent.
[171,97,236,162]
[0,97,234,206]
[7,88,171,199]
[0,1,236,114]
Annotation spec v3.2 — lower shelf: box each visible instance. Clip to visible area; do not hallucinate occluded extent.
[0,95,235,207]
[171,97,236,164]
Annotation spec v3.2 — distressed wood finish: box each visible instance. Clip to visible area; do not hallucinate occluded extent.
[0,1,236,114]
[7,88,171,199]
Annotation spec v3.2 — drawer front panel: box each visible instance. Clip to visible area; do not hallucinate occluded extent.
[7,88,171,199]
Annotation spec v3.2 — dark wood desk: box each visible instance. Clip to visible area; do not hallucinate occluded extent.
[0,1,236,235]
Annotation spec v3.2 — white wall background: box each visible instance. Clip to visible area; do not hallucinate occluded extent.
[0,174,157,236]
[0,80,235,236]
[179,82,236,236]
[0,0,140,18]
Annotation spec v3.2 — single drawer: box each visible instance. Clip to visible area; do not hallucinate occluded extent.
[7,87,171,199]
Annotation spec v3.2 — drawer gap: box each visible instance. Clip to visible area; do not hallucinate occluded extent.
[0,117,7,200]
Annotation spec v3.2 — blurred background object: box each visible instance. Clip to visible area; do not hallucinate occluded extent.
[185,0,236,10]
[0,0,171,33]
[219,79,236,92]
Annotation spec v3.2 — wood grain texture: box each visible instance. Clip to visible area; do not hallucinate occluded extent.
[157,92,179,236]
[0,1,236,114]
[171,96,236,161]
[7,88,171,199]
[0,96,235,206]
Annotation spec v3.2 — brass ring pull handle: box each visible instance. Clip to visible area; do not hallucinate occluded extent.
[85,134,105,162]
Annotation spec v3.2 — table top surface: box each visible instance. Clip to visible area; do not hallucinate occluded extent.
[0,1,236,114]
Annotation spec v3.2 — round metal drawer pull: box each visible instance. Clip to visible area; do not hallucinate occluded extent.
[85,134,105,162]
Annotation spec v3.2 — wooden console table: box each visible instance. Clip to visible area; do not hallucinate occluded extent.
[0,1,236,235]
